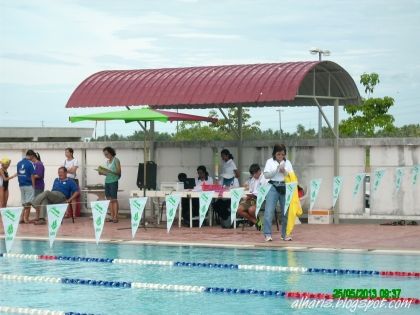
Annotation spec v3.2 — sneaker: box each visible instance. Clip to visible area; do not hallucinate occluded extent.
[283,236,292,241]
[265,235,273,242]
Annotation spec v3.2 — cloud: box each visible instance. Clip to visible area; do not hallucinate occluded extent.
[0,52,79,66]
[167,32,240,39]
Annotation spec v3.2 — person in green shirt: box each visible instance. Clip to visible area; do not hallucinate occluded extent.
[98,146,121,223]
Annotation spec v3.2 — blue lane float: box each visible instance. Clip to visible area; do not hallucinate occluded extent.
[1,253,420,278]
[1,273,419,305]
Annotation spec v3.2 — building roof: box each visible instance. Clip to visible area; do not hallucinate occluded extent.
[66,61,360,109]
[0,127,93,142]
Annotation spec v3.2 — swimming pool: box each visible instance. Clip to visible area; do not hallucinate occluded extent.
[1,240,419,314]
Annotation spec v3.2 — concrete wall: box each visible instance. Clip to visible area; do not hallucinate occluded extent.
[1,138,419,219]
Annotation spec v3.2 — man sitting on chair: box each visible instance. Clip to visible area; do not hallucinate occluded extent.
[31,167,79,225]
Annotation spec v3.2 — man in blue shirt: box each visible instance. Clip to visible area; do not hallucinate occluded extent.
[17,150,35,223]
[31,167,79,225]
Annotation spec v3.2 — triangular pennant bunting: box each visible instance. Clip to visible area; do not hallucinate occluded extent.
[230,188,245,225]
[0,207,23,253]
[129,197,147,238]
[47,204,68,248]
[166,194,181,233]
[199,192,214,228]
[91,200,110,244]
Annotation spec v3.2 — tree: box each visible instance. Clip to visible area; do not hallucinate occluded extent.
[340,73,395,137]
[174,107,261,141]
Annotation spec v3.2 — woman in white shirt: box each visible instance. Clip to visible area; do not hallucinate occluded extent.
[195,165,214,187]
[220,149,240,187]
[63,147,79,220]
[63,148,79,181]
[263,144,294,242]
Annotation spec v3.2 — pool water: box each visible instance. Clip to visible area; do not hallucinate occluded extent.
[0,240,419,314]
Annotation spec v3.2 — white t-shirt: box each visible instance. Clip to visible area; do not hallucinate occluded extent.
[221,159,237,179]
[196,176,214,186]
[248,173,266,196]
[263,158,293,182]
[63,158,79,179]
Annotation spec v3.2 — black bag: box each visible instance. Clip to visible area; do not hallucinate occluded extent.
[273,184,286,195]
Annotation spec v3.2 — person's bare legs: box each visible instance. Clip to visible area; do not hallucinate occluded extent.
[248,206,257,224]
[0,188,5,208]
[4,189,9,207]
[23,206,31,223]
[237,206,257,224]
[111,199,119,222]
[71,200,77,221]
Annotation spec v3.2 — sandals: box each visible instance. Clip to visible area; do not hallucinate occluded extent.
[105,218,113,222]
[112,219,119,223]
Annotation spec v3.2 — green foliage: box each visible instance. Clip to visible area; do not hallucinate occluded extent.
[340,73,395,137]
[360,72,380,96]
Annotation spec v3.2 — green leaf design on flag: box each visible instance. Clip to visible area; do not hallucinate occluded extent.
[96,217,102,226]
[134,212,139,221]
[7,224,13,235]
[51,220,58,230]
[232,202,237,209]
[169,209,173,218]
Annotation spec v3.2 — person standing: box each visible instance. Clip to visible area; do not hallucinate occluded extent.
[62,147,79,220]
[98,147,121,223]
[30,152,45,224]
[263,144,294,242]
[17,150,36,223]
[219,149,239,187]
[0,157,17,208]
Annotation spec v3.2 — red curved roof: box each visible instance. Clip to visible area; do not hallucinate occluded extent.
[66,61,360,108]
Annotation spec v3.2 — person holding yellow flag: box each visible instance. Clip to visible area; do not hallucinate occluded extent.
[263,144,299,242]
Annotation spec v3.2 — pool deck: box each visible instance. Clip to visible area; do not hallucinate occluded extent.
[2,217,420,253]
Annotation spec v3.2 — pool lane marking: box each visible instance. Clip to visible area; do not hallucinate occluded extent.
[1,273,419,305]
[2,253,420,278]
[0,305,98,315]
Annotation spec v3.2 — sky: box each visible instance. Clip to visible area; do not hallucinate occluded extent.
[1,0,419,138]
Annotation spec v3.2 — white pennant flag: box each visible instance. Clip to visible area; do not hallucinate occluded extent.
[199,191,214,228]
[0,207,23,253]
[230,188,245,225]
[129,197,148,238]
[47,204,68,248]
[395,168,404,192]
[284,182,297,215]
[255,183,272,218]
[309,179,322,211]
[332,176,343,208]
[412,165,420,186]
[352,173,366,197]
[91,200,110,244]
[166,194,181,233]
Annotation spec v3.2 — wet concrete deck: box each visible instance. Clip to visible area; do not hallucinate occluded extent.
[2,217,420,252]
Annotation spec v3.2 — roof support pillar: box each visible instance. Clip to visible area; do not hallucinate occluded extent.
[313,97,336,138]
[237,106,243,181]
[333,98,340,224]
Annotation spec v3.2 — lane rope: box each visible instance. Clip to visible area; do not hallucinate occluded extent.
[2,253,420,278]
[0,305,97,315]
[1,273,419,304]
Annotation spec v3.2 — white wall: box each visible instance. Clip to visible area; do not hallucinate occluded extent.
[1,139,419,219]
